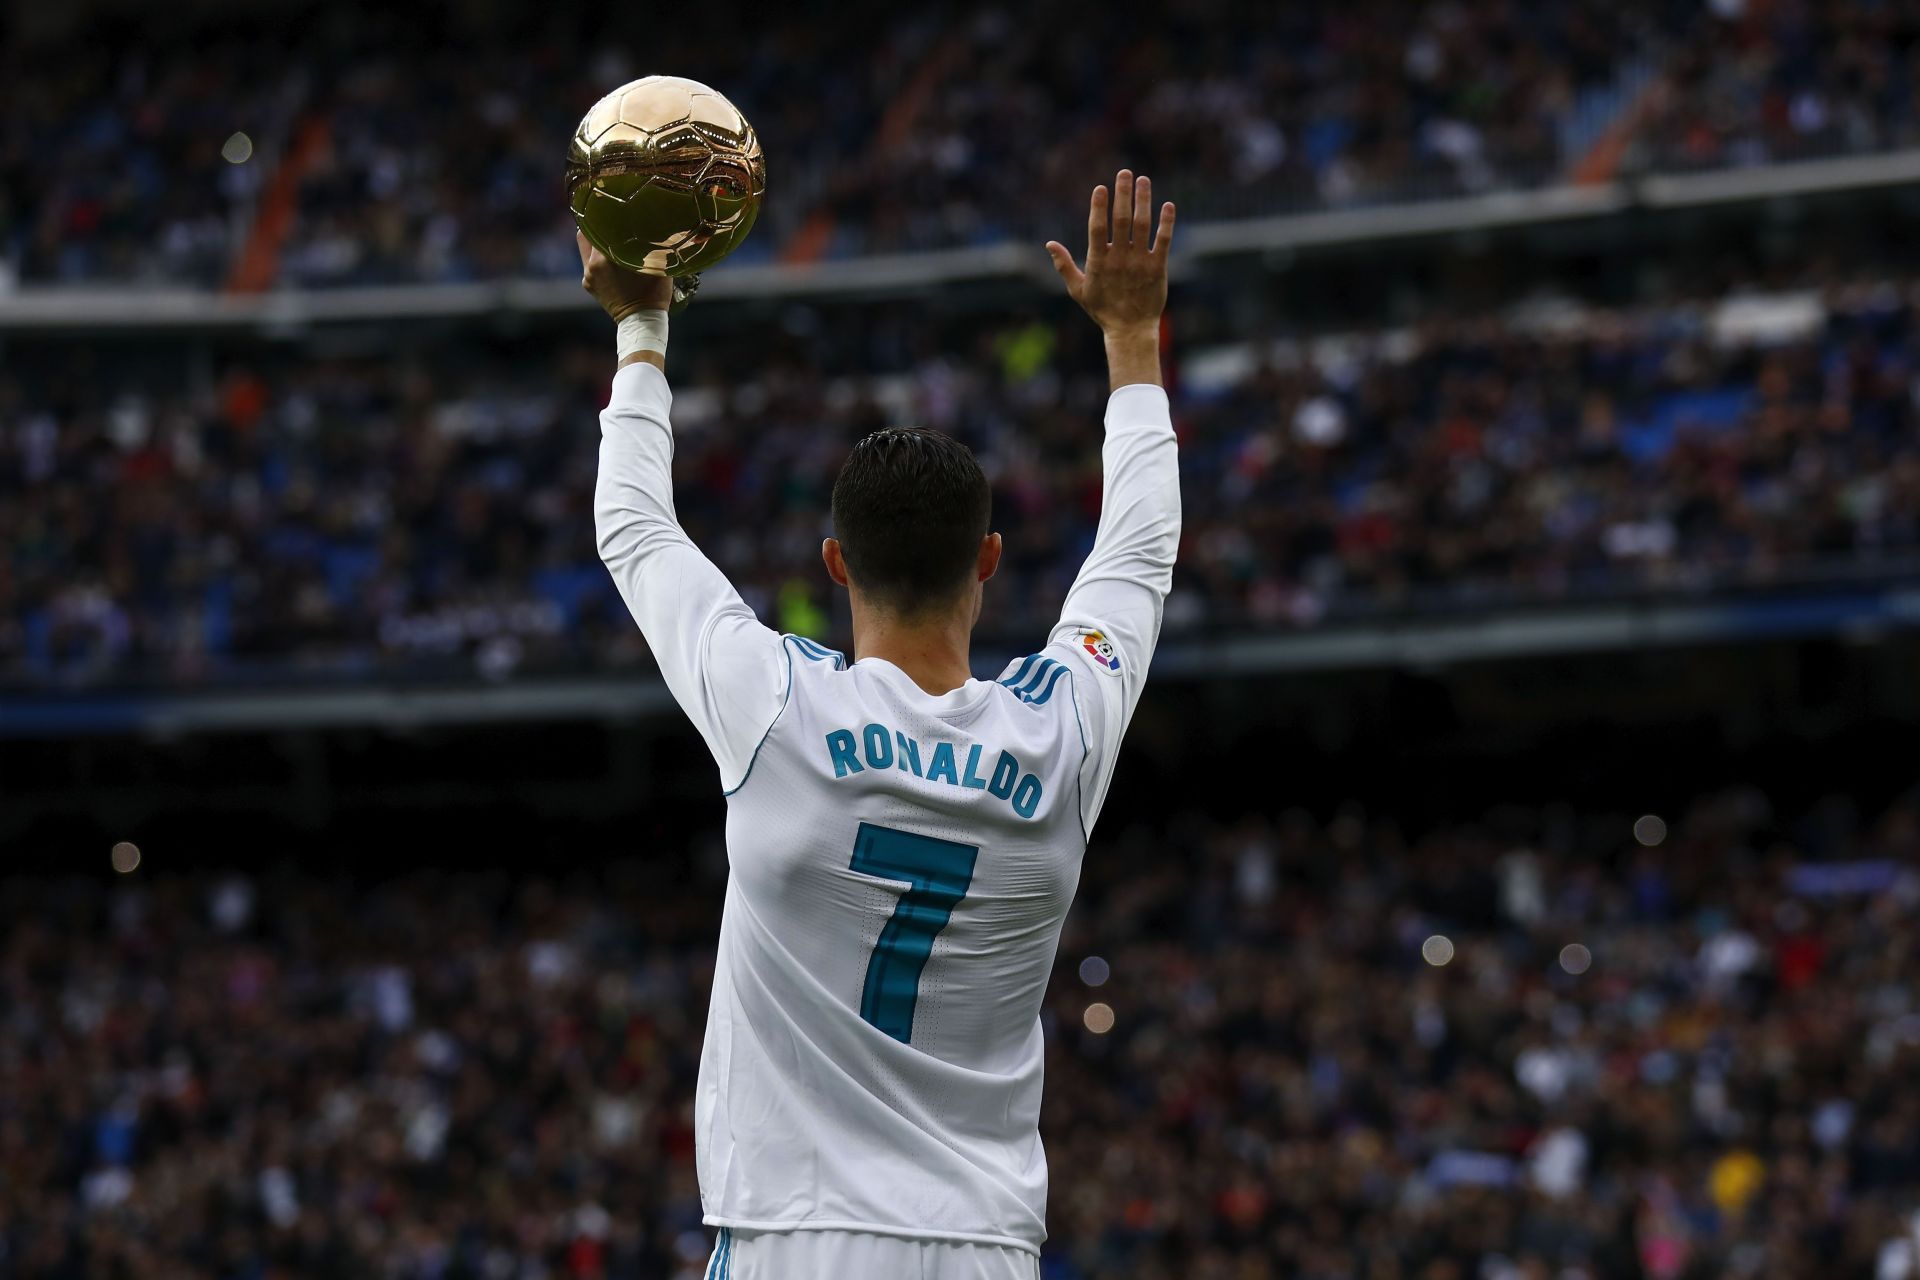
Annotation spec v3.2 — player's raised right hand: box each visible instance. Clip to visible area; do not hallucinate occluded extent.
[1046,170,1175,339]
[578,230,676,321]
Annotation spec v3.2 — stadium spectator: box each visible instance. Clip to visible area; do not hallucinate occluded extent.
[4,282,1918,687]
[2,786,1915,1277]
[11,1,1920,286]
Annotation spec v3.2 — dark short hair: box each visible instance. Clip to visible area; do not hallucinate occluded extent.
[830,427,991,616]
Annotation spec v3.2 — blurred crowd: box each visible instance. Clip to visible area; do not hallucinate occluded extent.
[9,0,1920,285]
[3,784,1917,1278]
[1631,0,1920,174]
[4,278,1919,687]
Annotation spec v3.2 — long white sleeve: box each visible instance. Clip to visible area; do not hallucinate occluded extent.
[1039,382,1181,833]
[595,361,788,790]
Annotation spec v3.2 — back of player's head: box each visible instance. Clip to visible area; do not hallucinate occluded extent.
[831,427,991,617]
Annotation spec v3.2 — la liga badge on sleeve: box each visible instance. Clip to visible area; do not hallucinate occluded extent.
[1076,629,1121,673]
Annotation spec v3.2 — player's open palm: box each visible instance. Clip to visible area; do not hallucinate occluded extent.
[1047,169,1175,336]
[578,229,674,320]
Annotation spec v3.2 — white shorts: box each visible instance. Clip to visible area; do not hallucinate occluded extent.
[703,1227,1040,1280]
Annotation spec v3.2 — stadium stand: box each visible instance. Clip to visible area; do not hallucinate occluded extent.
[9,1,1920,285]
[8,7,1920,1280]
[4,282,1918,686]
[3,790,1917,1279]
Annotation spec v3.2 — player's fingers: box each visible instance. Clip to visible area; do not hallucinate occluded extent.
[1132,175,1152,248]
[1111,169,1135,244]
[1086,185,1109,263]
[1045,241,1085,293]
[576,229,594,271]
[1151,201,1177,256]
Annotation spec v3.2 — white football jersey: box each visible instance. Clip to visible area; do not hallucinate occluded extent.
[595,362,1179,1254]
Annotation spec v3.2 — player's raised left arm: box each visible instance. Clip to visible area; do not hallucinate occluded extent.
[1040,173,1182,829]
[582,234,788,790]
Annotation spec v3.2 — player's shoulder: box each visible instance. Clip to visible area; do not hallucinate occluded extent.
[994,625,1123,708]
[993,651,1075,707]
[780,633,847,672]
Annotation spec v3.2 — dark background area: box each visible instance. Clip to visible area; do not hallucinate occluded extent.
[10,630,1916,877]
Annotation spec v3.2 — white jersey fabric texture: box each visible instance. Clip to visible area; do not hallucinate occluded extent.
[702,1226,1040,1280]
[595,361,1180,1255]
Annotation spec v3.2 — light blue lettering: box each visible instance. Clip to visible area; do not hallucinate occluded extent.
[833,728,1036,816]
[961,744,990,790]
[1011,774,1042,819]
[989,751,1019,799]
[863,723,894,770]
[927,742,959,785]
[826,730,862,777]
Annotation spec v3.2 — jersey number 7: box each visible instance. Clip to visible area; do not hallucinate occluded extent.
[848,822,979,1044]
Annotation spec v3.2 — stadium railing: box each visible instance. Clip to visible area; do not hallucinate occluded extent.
[9,148,1920,330]
[5,568,1918,737]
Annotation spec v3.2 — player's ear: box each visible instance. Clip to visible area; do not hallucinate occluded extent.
[822,538,851,588]
[977,532,1002,583]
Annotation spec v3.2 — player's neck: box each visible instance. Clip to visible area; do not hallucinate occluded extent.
[850,611,974,697]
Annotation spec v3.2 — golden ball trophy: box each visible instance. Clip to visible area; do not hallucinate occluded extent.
[566,76,766,312]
